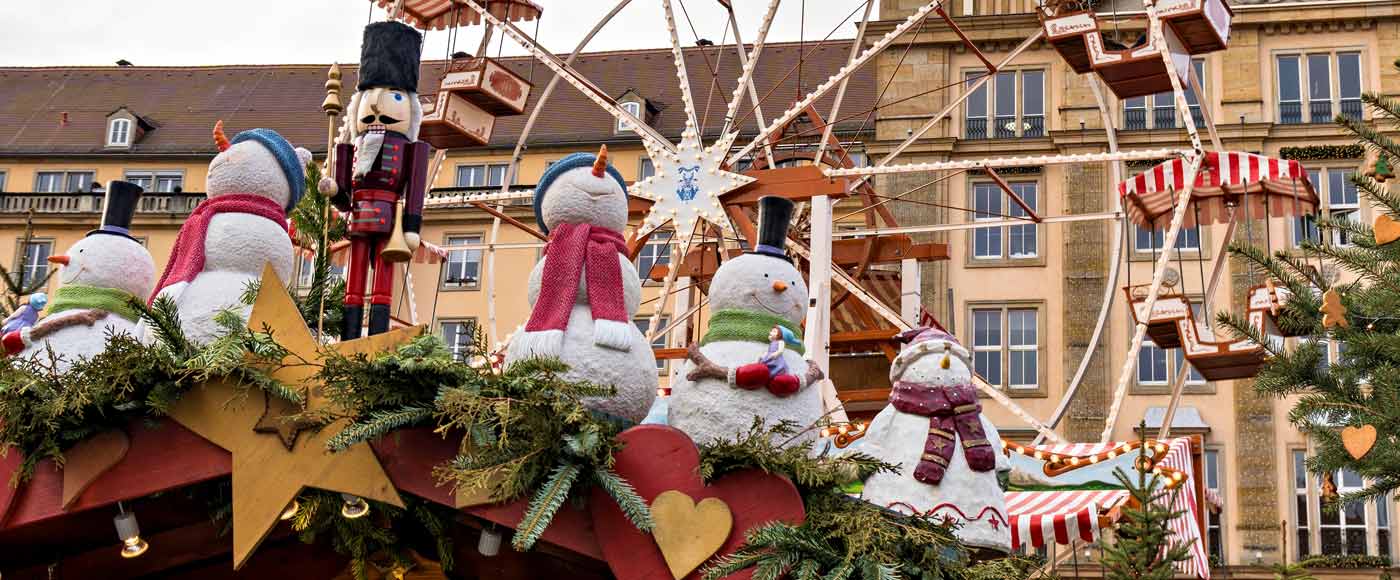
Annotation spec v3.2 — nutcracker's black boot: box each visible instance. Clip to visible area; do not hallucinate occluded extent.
[342,305,364,340]
[368,304,391,336]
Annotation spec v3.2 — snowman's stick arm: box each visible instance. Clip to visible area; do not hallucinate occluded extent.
[801,360,825,390]
[684,345,730,383]
[30,310,109,341]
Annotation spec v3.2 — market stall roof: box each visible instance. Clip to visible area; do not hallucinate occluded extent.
[1006,489,1128,550]
[373,0,543,31]
[1120,151,1318,230]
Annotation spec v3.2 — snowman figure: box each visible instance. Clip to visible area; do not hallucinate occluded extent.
[149,123,309,345]
[858,326,1011,553]
[3,182,155,371]
[506,146,657,422]
[670,196,825,445]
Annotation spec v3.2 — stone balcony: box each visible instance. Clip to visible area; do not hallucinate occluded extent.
[0,192,205,215]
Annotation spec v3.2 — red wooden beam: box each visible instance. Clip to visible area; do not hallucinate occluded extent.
[471,201,548,242]
[937,6,997,73]
[984,167,1042,223]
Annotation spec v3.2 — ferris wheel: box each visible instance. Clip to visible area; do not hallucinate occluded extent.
[362,0,1317,449]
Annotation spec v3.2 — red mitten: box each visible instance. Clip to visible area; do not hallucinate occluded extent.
[2,330,25,356]
[734,363,770,390]
[767,374,801,397]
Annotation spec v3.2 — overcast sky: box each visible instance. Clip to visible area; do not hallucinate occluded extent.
[1,0,877,67]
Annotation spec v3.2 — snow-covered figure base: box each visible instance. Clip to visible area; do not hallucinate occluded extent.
[4,182,155,372]
[506,147,656,422]
[150,124,307,345]
[670,196,824,446]
[858,327,1011,552]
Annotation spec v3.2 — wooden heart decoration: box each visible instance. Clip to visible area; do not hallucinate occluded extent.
[590,425,805,580]
[1375,214,1400,246]
[61,428,130,508]
[1342,424,1378,460]
[652,491,733,579]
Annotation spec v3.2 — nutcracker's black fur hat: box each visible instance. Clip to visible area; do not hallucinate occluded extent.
[358,21,422,92]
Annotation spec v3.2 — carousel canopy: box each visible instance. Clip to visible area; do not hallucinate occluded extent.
[374,0,542,31]
[1006,488,1127,550]
[1120,151,1319,230]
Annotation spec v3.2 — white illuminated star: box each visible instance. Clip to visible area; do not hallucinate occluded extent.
[630,127,755,254]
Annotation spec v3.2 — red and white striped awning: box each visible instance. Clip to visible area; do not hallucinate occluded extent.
[1119,151,1319,229]
[1006,489,1128,550]
[373,0,543,31]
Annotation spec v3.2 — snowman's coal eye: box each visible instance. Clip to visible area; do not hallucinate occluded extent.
[763,273,768,278]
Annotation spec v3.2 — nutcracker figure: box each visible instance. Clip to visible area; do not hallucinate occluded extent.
[325,21,430,339]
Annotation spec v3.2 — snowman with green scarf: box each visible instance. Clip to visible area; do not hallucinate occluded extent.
[671,196,825,445]
[2,181,155,371]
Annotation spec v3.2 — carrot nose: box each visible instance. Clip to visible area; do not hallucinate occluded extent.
[772,280,788,292]
[48,255,69,266]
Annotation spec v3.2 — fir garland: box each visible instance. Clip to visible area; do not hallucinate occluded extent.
[1279,144,1366,161]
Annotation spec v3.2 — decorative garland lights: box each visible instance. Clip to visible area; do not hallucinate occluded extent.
[1001,440,1189,487]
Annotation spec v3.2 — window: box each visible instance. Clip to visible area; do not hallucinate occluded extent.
[1295,168,1360,247]
[441,234,483,289]
[0,170,7,192]
[635,230,672,282]
[455,164,509,188]
[34,171,94,193]
[633,316,669,372]
[1136,302,1206,387]
[1205,449,1224,565]
[107,118,131,147]
[965,69,1044,139]
[970,305,1041,391]
[619,101,642,132]
[295,254,344,289]
[971,181,1038,260]
[640,158,656,181]
[1277,52,1363,124]
[1134,225,1201,253]
[14,239,53,289]
[125,171,183,193]
[1293,449,1394,559]
[439,319,478,362]
[1124,59,1206,130]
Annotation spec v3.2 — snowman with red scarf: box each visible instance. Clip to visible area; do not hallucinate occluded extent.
[858,326,1011,553]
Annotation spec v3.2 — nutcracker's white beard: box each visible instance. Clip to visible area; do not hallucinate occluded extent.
[353,131,384,179]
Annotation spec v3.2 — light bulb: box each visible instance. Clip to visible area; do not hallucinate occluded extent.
[478,526,503,557]
[340,493,370,519]
[114,511,149,559]
[279,498,300,521]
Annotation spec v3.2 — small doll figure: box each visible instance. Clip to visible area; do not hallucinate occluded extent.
[2,292,47,334]
[762,325,799,380]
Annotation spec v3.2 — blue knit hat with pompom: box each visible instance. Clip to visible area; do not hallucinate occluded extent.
[231,128,305,211]
[533,151,628,234]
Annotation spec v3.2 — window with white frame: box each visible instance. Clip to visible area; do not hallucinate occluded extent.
[972,181,1038,260]
[640,157,656,181]
[619,101,642,133]
[1293,449,1393,559]
[440,319,478,362]
[633,316,669,372]
[125,171,183,193]
[456,164,509,188]
[0,170,7,192]
[971,305,1040,390]
[964,69,1045,139]
[107,118,132,147]
[441,234,483,289]
[34,171,94,193]
[1123,59,1206,130]
[1295,168,1360,247]
[1277,51,1363,125]
[1134,225,1202,253]
[1136,302,1206,387]
[14,239,53,288]
[635,230,672,282]
[1204,449,1224,564]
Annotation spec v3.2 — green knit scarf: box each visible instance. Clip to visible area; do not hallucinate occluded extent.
[45,284,141,322]
[700,309,805,355]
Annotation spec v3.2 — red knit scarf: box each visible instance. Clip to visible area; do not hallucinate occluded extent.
[526,222,628,335]
[890,381,996,484]
[151,194,287,302]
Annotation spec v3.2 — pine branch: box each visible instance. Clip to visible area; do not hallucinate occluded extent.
[326,405,435,452]
[593,468,654,532]
[512,462,582,551]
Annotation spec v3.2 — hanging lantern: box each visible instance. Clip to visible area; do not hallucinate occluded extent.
[114,508,149,559]
[340,493,371,519]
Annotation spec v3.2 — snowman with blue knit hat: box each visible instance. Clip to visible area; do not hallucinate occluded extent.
[149,123,309,345]
[3,181,155,371]
[670,196,825,445]
[506,145,657,422]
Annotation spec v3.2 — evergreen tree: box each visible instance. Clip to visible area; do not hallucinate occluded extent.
[1222,57,1400,504]
[0,209,55,319]
[1097,440,1194,580]
[287,162,347,334]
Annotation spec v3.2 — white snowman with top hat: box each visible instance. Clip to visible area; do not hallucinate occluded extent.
[148,123,308,345]
[3,181,156,371]
[858,326,1011,553]
[505,146,658,423]
[670,196,825,445]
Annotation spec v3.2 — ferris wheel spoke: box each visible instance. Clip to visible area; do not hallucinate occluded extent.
[719,0,781,148]
[460,0,675,155]
[726,0,942,168]
[662,0,702,133]
[814,0,874,168]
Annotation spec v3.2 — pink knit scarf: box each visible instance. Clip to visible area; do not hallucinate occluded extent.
[151,194,287,301]
[513,222,634,357]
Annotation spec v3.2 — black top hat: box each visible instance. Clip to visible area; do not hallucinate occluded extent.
[89,180,143,240]
[751,196,794,263]
[358,21,423,92]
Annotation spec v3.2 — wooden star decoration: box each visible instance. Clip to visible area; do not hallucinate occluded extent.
[169,265,424,569]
